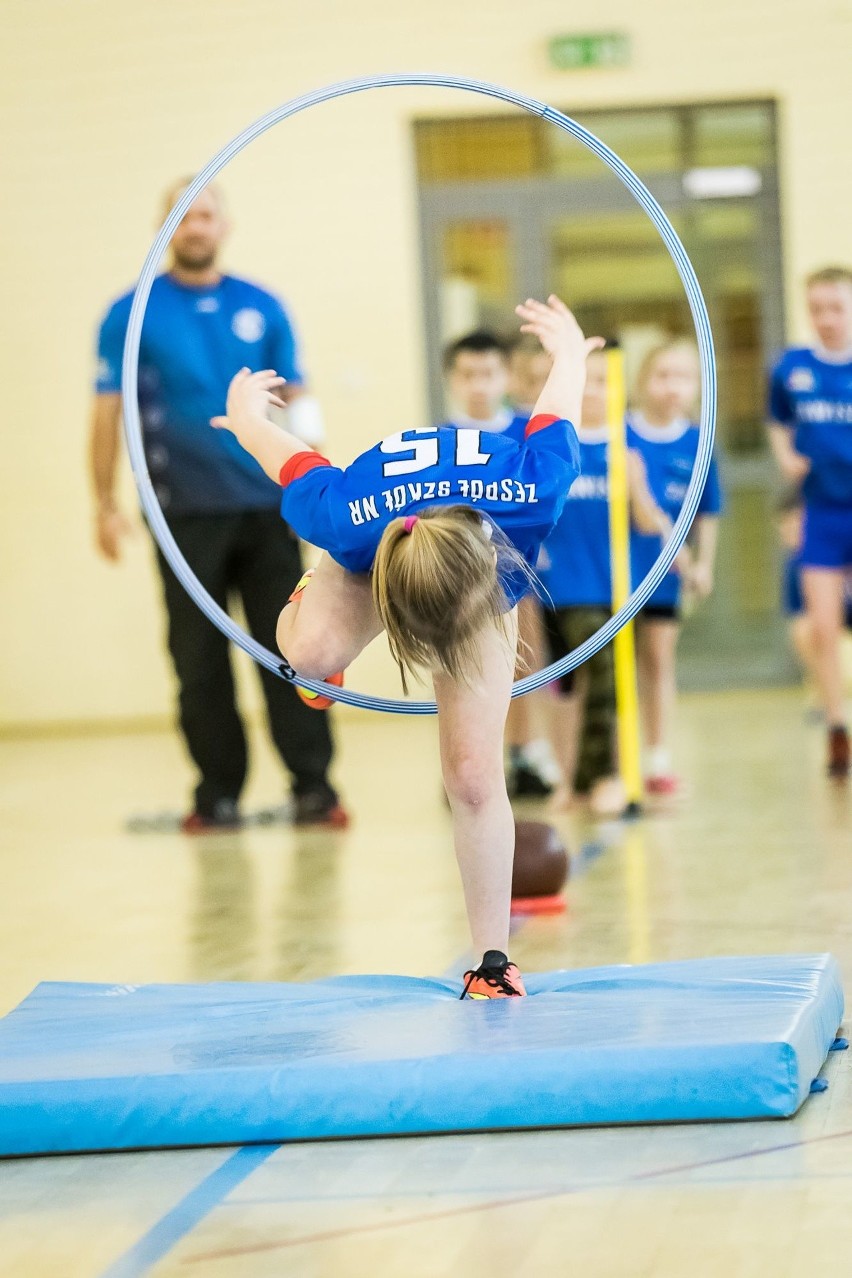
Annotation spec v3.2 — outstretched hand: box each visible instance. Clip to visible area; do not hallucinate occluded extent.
[211,368,287,438]
[515,295,605,362]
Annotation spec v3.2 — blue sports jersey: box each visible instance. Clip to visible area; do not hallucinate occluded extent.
[628,415,723,608]
[538,427,612,607]
[438,409,528,445]
[279,417,580,606]
[96,273,304,515]
[769,347,852,508]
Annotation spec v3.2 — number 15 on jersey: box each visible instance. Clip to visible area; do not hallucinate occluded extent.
[380,429,492,478]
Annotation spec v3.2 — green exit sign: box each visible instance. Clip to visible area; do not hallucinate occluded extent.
[549,32,630,70]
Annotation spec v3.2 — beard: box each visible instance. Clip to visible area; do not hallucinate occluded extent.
[171,242,217,272]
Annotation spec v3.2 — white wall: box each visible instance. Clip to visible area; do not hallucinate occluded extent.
[2,0,849,729]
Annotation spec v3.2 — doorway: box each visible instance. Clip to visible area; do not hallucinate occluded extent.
[414,101,793,688]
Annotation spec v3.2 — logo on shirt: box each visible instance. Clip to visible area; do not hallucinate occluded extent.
[788,367,816,393]
[96,356,114,384]
[568,475,608,500]
[196,297,219,314]
[232,308,266,343]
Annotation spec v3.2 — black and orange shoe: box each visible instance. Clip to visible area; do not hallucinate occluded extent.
[460,950,527,1000]
[288,569,345,710]
[292,781,350,829]
[180,798,243,835]
[296,670,344,711]
[828,725,850,780]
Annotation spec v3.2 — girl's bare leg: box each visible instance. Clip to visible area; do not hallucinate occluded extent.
[276,553,383,679]
[790,614,817,682]
[802,568,846,724]
[433,612,518,958]
[637,618,680,770]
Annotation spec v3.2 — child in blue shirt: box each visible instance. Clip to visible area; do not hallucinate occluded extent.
[211,296,601,999]
[769,266,852,778]
[539,348,684,813]
[627,341,722,795]
[440,330,529,443]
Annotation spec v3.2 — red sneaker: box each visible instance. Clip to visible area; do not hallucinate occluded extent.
[180,799,242,835]
[646,774,681,796]
[292,784,350,829]
[460,950,527,1000]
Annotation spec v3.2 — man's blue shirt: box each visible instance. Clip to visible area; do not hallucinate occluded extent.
[96,273,304,514]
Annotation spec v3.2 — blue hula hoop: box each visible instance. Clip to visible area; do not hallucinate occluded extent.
[121,73,716,716]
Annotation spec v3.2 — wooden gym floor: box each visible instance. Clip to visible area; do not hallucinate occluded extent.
[1,686,851,1277]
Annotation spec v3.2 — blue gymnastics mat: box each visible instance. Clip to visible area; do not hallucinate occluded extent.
[0,954,843,1156]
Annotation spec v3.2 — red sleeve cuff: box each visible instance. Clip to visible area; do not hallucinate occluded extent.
[525,413,562,437]
[278,451,331,487]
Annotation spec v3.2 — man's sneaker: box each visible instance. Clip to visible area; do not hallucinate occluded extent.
[180,797,243,835]
[828,725,850,780]
[460,950,527,1000]
[293,782,350,829]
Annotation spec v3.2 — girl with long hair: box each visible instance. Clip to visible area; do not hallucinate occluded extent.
[211,296,601,997]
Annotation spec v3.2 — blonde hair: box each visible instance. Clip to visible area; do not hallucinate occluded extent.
[805,265,852,290]
[161,175,227,219]
[633,339,700,409]
[372,506,528,691]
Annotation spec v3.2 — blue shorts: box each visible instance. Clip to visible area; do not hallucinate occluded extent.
[784,551,852,626]
[800,504,852,570]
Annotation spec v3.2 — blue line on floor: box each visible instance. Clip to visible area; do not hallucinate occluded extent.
[98,1144,280,1278]
[220,1164,852,1209]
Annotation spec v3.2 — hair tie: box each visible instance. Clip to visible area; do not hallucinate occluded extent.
[403,515,419,533]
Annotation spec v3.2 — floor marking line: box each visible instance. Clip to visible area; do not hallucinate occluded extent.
[183,1123,852,1263]
[98,1144,279,1278]
[218,1165,852,1207]
[99,938,525,1275]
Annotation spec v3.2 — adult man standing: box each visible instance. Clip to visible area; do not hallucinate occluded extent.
[89,180,347,830]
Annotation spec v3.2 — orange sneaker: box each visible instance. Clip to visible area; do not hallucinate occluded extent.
[288,568,316,603]
[288,569,345,710]
[460,950,527,1000]
[296,670,344,711]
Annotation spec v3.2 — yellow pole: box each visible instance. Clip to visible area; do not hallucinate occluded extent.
[605,348,643,814]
